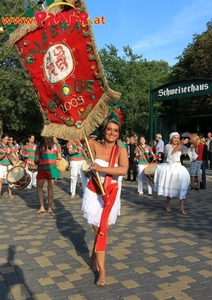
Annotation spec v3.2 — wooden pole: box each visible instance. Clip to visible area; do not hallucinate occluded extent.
[84,136,106,196]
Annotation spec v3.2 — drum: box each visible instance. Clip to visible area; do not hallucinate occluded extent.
[81,158,92,177]
[14,160,24,167]
[28,162,38,170]
[56,157,69,173]
[6,166,31,190]
[144,163,158,184]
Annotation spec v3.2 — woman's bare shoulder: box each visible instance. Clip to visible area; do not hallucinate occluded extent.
[118,144,128,156]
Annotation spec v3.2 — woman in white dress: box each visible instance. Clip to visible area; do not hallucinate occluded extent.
[82,120,128,286]
[154,132,189,215]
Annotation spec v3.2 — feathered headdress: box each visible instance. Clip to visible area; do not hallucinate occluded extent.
[103,103,124,128]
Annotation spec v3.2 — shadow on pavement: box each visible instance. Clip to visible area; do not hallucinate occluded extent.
[120,179,212,242]
[0,245,33,299]
[53,198,90,268]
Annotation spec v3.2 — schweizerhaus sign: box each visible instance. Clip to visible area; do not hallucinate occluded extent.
[152,79,212,102]
[158,83,209,97]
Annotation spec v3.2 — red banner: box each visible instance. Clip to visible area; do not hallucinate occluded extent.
[11,1,120,140]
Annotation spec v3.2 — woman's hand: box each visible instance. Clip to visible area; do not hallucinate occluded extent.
[181,138,188,145]
[90,162,102,172]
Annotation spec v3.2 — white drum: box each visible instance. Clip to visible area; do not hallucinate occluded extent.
[56,157,69,173]
[144,163,158,184]
[6,166,31,190]
[81,159,92,177]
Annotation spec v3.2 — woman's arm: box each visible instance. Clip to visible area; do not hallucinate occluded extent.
[150,151,157,161]
[19,146,27,158]
[171,138,189,155]
[135,146,140,158]
[149,146,156,161]
[34,154,39,165]
[57,150,62,160]
[68,145,78,155]
[34,146,39,165]
[90,147,129,176]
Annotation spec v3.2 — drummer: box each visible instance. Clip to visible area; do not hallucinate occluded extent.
[20,134,38,189]
[0,133,16,198]
[135,135,156,196]
[8,136,19,164]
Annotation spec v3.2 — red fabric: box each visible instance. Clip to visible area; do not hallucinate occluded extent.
[95,145,119,252]
[195,142,204,161]
[95,182,118,252]
[37,170,52,180]
[87,175,101,195]
[15,6,104,129]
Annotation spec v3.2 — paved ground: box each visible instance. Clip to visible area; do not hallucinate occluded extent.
[0,163,212,300]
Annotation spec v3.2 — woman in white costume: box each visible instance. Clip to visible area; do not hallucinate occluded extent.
[154,132,189,215]
[82,116,128,286]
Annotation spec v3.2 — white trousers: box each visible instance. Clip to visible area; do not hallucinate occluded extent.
[26,169,38,188]
[70,160,87,196]
[0,165,13,186]
[137,164,152,195]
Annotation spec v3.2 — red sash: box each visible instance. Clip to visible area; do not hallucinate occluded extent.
[87,144,119,252]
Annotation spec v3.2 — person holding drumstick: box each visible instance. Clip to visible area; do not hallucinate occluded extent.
[81,108,128,286]
[20,134,38,189]
[154,132,190,215]
[135,135,156,196]
[0,133,16,198]
[34,136,62,213]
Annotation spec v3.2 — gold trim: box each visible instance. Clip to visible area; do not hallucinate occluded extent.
[41,88,120,140]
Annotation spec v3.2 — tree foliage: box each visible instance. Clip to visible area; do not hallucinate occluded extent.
[0,0,43,140]
[99,44,170,137]
[167,20,212,132]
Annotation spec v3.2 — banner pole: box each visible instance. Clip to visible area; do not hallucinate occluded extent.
[84,136,106,196]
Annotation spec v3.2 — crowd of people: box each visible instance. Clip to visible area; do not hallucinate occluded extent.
[0,128,211,286]
[1,129,209,202]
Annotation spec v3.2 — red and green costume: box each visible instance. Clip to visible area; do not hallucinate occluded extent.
[36,145,60,179]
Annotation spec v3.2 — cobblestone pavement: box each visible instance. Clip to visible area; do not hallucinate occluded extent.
[0,165,212,300]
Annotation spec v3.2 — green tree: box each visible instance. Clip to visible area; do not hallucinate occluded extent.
[0,0,43,140]
[167,20,212,132]
[99,44,170,138]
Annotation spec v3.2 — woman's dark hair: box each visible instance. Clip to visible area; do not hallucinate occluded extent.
[1,133,9,139]
[40,136,54,150]
[28,134,35,139]
[139,135,146,139]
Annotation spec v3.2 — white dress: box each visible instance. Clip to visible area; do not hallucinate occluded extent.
[81,159,122,227]
[154,144,190,199]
